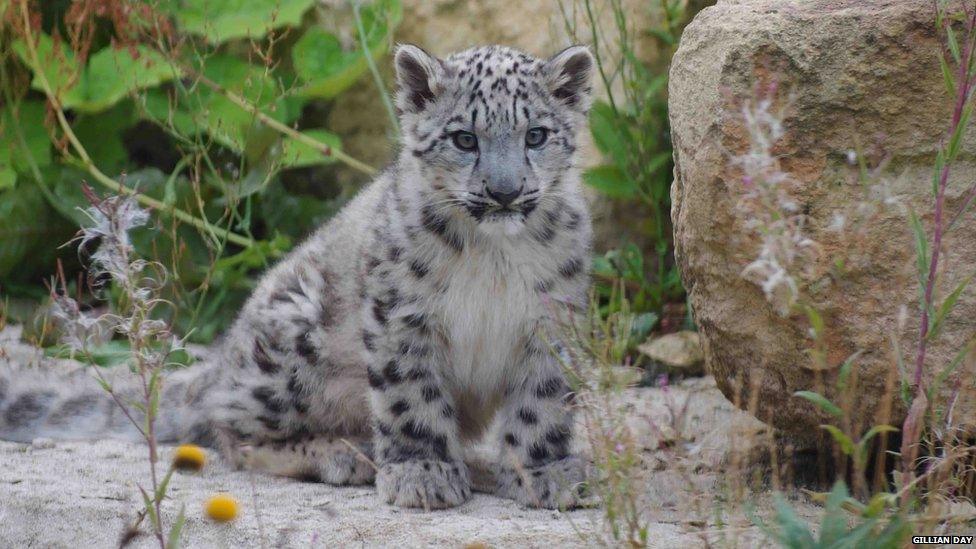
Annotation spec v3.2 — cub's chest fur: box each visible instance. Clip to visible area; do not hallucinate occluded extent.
[428,242,546,399]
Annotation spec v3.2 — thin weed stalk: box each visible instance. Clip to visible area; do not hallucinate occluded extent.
[49,187,186,548]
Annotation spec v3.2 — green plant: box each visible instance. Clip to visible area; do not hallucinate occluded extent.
[560,0,694,346]
[0,0,400,344]
[753,481,910,549]
[591,244,663,350]
[555,292,655,547]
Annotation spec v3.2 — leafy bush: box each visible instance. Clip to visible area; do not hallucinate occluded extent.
[561,0,701,355]
[0,0,400,342]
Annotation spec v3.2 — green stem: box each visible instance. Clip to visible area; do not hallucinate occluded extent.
[583,0,618,112]
[353,0,400,140]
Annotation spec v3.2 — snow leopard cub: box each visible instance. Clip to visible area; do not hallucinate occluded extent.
[211,44,595,510]
[0,44,595,511]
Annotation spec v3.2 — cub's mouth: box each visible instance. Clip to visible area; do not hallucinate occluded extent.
[464,195,538,224]
[482,208,522,222]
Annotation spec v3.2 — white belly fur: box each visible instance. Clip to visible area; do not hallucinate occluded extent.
[433,244,539,403]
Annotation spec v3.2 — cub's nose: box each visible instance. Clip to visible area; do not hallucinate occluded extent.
[485,183,522,207]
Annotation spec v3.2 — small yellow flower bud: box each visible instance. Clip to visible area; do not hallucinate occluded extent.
[172,444,206,472]
[205,494,239,522]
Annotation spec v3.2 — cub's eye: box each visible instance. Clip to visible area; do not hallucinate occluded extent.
[451,131,478,151]
[525,127,548,148]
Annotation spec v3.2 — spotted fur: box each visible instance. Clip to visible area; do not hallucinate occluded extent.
[0,44,595,510]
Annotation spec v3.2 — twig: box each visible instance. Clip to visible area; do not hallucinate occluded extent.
[182,66,378,176]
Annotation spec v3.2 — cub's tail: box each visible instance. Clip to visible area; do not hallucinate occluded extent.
[0,354,219,445]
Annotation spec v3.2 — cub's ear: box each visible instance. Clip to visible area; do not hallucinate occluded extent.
[394,44,448,114]
[545,45,595,111]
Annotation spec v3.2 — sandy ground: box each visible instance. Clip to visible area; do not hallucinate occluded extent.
[1,438,607,548]
[0,326,816,548]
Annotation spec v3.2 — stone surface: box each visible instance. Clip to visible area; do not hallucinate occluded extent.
[638,331,705,375]
[669,0,976,437]
[0,326,788,547]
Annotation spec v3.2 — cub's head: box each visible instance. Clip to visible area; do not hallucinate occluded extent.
[394,44,593,236]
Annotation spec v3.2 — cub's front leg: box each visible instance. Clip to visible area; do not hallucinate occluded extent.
[362,294,469,509]
[494,338,587,509]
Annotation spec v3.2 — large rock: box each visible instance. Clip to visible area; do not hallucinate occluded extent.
[669,0,976,437]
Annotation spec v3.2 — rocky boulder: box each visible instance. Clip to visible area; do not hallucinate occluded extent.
[669,0,976,437]
[639,331,705,377]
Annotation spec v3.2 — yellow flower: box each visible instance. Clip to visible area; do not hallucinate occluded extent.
[172,444,206,472]
[205,494,239,522]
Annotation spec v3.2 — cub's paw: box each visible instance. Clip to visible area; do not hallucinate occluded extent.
[376,460,471,509]
[319,447,376,485]
[496,455,588,509]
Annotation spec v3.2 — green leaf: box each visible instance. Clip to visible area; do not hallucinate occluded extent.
[165,0,316,43]
[820,424,855,455]
[583,165,637,199]
[78,46,180,113]
[928,272,974,341]
[46,340,131,367]
[257,181,339,241]
[932,150,945,196]
[862,492,895,518]
[293,29,362,99]
[855,425,899,468]
[931,339,975,397]
[947,25,961,63]
[591,255,615,278]
[644,151,672,176]
[294,0,401,99]
[13,35,179,113]
[0,184,56,278]
[168,505,186,549]
[802,304,825,340]
[630,312,658,340]
[946,103,972,162]
[0,169,14,191]
[837,350,864,392]
[141,88,197,136]
[45,339,192,368]
[155,467,175,501]
[148,370,162,419]
[770,493,817,547]
[279,129,343,168]
[819,480,851,544]
[138,485,159,531]
[1,100,52,175]
[624,245,646,281]
[908,209,929,299]
[71,101,136,176]
[940,53,957,95]
[49,167,103,226]
[794,390,843,418]
[589,101,631,170]
[11,33,81,104]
